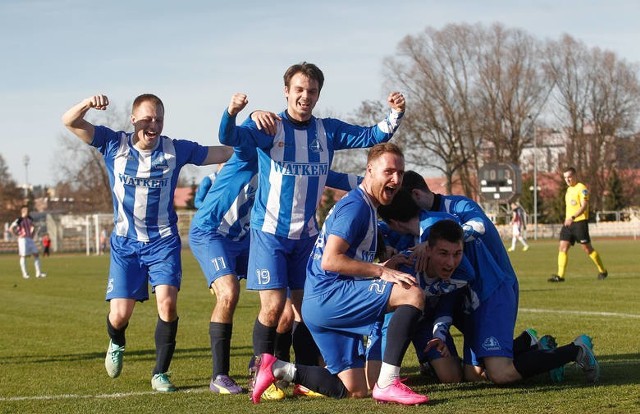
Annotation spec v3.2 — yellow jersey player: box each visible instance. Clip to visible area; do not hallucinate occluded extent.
[549,167,607,282]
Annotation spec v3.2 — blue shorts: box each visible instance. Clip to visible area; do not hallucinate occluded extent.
[246,229,315,290]
[302,277,392,374]
[106,234,182,302]
[189,226,249,288]
[463,279,519,364]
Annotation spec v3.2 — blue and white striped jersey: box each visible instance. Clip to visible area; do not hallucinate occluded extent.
[191,142,363,242]
[92,125,208,242]
[219,108,403,240]
[306,187,378,296]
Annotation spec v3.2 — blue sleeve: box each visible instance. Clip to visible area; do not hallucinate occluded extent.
[326,171,362,191]
[173,139,209,166]
[218,109,273,149]
[448,198,488,242]
[328,198,370,245]
[323,109,404,150]
[91,125,119,155]
[194,176,213,209]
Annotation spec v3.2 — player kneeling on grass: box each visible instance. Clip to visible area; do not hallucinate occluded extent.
[378,193,600,385]
[251,144,429,405]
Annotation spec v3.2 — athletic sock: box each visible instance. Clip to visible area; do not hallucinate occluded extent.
[557,251,568,277]
[589,251,606,273]
[274,328,292,362]
[106,315,127,347]
[34,257,42,274]
[210,322,232,377]
[19,257,27,276]
[378,304,422,387]
[253,318,276,355]
[294,365,347,399]
[153,316,178,375]
[513,331,537,356]
[513,344,579,378]
[292,321,320,366]
[272,359,296,383]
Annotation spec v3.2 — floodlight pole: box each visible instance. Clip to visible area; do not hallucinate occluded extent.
[533,125,538,240]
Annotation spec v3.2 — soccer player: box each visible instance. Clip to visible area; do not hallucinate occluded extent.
[62,94,232,392]
[190,130,361,395]
[218,62,406,380]
[379,190,600,385]
[508,202,529,252]
[549,167,608,282]
[250,143,428,405]
[10,206,46,279]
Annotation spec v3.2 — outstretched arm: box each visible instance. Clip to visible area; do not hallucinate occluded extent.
[61,95,109,144]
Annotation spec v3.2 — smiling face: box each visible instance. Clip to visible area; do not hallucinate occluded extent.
[131,100,164,150]
[365,151,405,207]
[284,72,320,122]
[425,238,464,280]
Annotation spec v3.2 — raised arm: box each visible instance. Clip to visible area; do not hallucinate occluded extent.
[61,95,109,144]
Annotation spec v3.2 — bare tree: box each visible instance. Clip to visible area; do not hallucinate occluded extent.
[0,154,23,223]
[544,35,640,211]
[381,23,550,196]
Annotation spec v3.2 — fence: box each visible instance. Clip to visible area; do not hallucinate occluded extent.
[0,211,637,255]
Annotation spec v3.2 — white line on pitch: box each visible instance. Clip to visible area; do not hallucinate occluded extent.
[0,388,209,402]
[520,308,640,319]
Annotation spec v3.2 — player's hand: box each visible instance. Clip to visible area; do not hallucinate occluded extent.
[409,242,429,273]
[251,110,281,135]
[379,266,417,289]
[424,338,450,357]
[387,92,406,112]
[228,93,249,116]
[382,253,413,270]
[86,95,109,111]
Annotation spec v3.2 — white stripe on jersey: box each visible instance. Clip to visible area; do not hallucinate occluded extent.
[264,126,285,235]
[157,140,177,238]
[288,128,311,239]
[133,149,151,241]
[113,137,131,237]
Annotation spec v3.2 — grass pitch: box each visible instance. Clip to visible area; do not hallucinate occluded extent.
[0,238,639,413]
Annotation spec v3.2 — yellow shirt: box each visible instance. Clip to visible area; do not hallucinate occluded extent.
[565,182,589,221]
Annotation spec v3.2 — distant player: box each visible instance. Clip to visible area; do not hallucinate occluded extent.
[10,206,46,279]
[549,167,607,282]
[508,202,529,252]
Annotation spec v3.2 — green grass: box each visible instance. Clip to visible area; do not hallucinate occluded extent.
[1,239,639,413]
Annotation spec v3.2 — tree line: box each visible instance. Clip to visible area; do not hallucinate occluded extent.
[2,22,639,224]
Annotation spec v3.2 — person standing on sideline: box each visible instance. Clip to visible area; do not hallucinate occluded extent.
[41,233,52,257]
[549,167,607,282]
[218,62,407,386]
[508,202,529,252]
[251,143,429,405]
[62,93,232,392]
[10,206,46,279]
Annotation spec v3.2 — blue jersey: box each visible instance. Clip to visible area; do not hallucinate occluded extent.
[194,171,218,209]
[219,109,403,240]
[92,125,208,242]
[192,143,361,243]
[191,144,257,241]
[306,187,377,297]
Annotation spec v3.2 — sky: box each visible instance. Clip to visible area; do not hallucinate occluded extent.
[1,0,639,187]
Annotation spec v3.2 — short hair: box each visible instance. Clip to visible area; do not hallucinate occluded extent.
[563,166,576,175]
[402,170,430,192]
[367,142,403,164]
[427,219,464,247]
[283,62,325,92]
[378,188,419,223]
[132,94,164,113]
